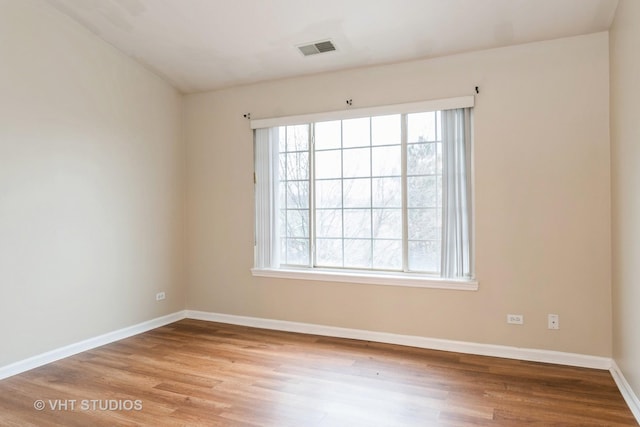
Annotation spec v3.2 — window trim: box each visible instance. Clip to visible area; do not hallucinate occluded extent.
[251,267,478,291]
[253,96,476,288]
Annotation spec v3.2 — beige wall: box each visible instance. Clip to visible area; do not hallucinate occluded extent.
[185,32,612,356]
[0,0,615,370]
[610,0,640,400]
[0,0,185,366]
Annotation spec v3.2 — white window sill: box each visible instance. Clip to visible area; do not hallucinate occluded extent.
[251,268,478,291]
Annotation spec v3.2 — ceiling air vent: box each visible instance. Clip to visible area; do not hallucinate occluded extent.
[297,40,337,56]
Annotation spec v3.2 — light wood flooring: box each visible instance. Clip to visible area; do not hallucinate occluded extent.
[0,319,636,426]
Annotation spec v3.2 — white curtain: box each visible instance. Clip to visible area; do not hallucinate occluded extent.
[440,108,472,278]
[254,127,280,268]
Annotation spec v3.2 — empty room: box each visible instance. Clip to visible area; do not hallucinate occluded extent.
[1,0,639,425]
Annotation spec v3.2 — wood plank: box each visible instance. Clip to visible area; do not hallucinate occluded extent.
[0,319,636,426]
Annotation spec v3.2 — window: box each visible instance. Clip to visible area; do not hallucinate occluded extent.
[254,98,474,288]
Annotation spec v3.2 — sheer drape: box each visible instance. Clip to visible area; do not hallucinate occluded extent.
[440,108,473,278]
[254,127,280,268]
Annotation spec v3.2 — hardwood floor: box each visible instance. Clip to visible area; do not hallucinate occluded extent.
[0,319,636,426]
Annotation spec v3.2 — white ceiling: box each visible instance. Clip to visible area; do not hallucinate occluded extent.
[47,0,619,94]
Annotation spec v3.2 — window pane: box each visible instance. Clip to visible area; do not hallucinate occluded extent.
[279,209,286,237]
[279,182,286,209]
[286,238,309,266]
[407,142,437,176]
[344,209,371,238]
[279,153,287,179]
[286,181,309,209]
[373,239,402,270]
[316,238,343,267]
[342,117,370,148]
[372,177,401,208]
[372,114,400,146]
[278,126,286,152]
[316,179,342,209]
[286,152,309,180]
[343,147,370,178]
[316,209,342,238]
[408,240,440,273]
[372,208,402,239]
[286,210,309,238]
[407,176,438,208]
[343,178,371,208]
[315,150,341,179]
[280,237,286,264]
[408,112,436,142]
[344,239,372,268]
[408,208,440,240]
[315,120,341,150]
[287,124,309,151]
[372,145,401,177]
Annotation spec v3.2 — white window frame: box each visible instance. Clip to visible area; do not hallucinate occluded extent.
[252,96,477,291]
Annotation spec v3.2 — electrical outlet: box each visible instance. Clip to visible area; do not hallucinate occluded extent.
[548,314,559,329]
[156,292,166,301]
[507,314,524,325]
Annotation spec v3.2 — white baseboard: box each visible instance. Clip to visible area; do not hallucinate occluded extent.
[185,310,612,370]
[1,309,624,408]
[0,310,186,381]
[610,361,640,424]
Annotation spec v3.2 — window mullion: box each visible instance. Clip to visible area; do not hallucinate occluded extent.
[309,124,315,268]
[401,114,409,272]
[369,118,374,269]
[340,121,345,268]
[283,127,288,265]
